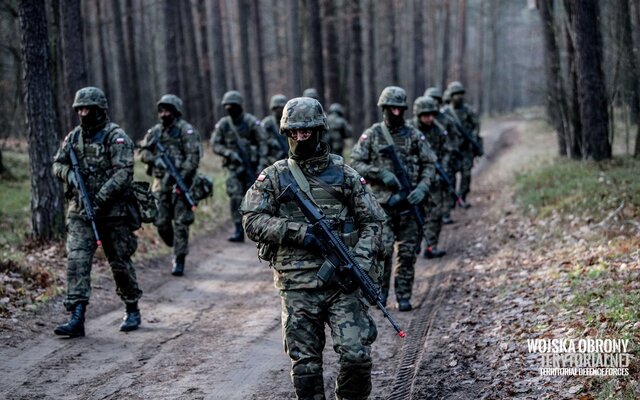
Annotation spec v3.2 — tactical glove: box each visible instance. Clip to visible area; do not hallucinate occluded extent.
[407,187,427,205]
[302,231,325,255]
[154,157,166,170]
[380,169,399,189]
[66,171,79,189]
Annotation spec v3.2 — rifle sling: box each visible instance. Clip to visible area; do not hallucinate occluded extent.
[286,158,349,211]
[378,122,395,147]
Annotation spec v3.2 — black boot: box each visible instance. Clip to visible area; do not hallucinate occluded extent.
[442,213,454,225]
[423,246,447,259]
[54,302,86,337]
[228,222,245,242]
[172,254,185,276]
[120,302,141,332]
[397,299,412,312]
[460,195,471,209]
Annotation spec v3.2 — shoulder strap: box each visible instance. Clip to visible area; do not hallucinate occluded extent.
[378,123,395,146]
[433,118,446,132]
[287,158,318,206]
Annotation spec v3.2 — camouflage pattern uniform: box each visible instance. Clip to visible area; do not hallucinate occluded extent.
[262,94,289,165]
[324,103,353,157]
[241,97,386,400]
[139,95,201,273]
[409,97,456,256]
[52,87,142,318]
[442,81,481,202]
[351,87,436,308]
[211,90,268,241]
[303,87,320,100]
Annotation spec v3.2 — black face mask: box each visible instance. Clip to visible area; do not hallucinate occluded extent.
[80,108,106,131]
[161,114,176,127]
[383,108,405,127]
[226,105,243,120]
[288,131,321,160]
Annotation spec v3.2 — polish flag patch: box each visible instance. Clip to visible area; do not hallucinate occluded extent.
[186,129,194,135]
[360,177,367,185]
[115,137,126,144]
[257,174,266,182]
[359,134,368,142]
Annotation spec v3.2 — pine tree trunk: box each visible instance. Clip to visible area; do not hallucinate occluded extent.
[453,0,467,82]
[125,0,143,140]
[412,0,424,100]
[570,0,611,160]
[196,0,214,133]
[366,0,377,125]
[307,0,325,104]
[387,1,398,84]
[59,0,87,135]
[350,0,364,137]
[164,0,180,94]
[209,0,227,118]
[96,1,111,97]
[238,0,254,112]
[440,0,451,89]
[324,0,340,105]
[289,0,302,96]
[617,0,640,124]
[252,0,268,116]
[111,0,134,134]
[564,8,582,159]
[18,0,65,241]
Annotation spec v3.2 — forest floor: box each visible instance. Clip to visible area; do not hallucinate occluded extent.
[0,114,638,399]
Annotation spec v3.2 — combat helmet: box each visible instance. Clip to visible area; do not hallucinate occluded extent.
[72,87,108,110]
[280,97,328,134]
[269,94,288,110]
[443,88,452,104]
[413,96,439,116]
[302,88,320,100]
[222,90,243,106]
[377,86,408,109]
[157,94,183,115]
[447,81,465,96]
[328,103,344,116]
[424,87,443,102]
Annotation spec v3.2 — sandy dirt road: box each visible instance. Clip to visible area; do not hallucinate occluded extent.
[0,118,523,400]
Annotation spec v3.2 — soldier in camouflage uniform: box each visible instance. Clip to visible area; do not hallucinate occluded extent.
[351,86,436,311]
[409,96,455,259]
[262,94,289,165]
[241,97,386,400]
[211,90,268,242]
[425,86,463,224]
[52,87,142,337]
[323,103,353,157]
[139,94,201,276]
[442,81,481,207]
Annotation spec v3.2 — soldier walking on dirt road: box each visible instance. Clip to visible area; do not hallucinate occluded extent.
[52,87,143,337]
[241,97,386,399]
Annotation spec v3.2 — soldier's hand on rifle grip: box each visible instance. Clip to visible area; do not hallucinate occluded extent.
[407,186,427,205]
[66,171,79,189]
[229,152,243,165]
[380,169,399,189]
[302,230,325,255]
[154,157,166,170]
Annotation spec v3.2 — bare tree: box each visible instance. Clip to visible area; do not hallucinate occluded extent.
[111,0,134,134]
[412,0,425,99]
[59,0,87,135]
[570,0,611,160]
[350,0,364,137]
[251,0,267,115]
[237,0,254,112]
[18,0,65,240]
[209,0,227,118]
[196,0,214,132]
[366,0,377,125]
[289,0,302,95]
[387,1,399,84]
[124,0,143,139]
[324,0,340,104]
[563,2,582,159]
[95,1,111,98]
[307,0,325,104]
[440,0,451,89]
[164,0,179,94]
[452,0,467,82]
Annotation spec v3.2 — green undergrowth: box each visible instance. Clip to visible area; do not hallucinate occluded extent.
[515,156,640,220]
[0,151,31,248]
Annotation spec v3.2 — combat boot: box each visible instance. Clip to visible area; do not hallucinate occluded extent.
[228,222,245,242]
[120,302,141,332]
[423,246,447,259]
[442,213,454,225]
[54,302,86,337]
[171,254,185,276]
[460,195,471,209]
[397,299,412,312]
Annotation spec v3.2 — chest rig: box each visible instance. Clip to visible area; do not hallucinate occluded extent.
[373,124,420,185]
[152,124,186,176]
[71,123,119,194]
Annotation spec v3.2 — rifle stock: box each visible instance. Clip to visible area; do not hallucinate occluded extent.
[435,162,467,207]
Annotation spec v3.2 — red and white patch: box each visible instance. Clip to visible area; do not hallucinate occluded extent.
[359,177,367,185]
[257,174,267,182]
[186,129,194,135]
[115,137,126,144]
[359,134,368,142]
[420,135,426,141]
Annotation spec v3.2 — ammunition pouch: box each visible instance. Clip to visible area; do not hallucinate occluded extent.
[190,174,214,201]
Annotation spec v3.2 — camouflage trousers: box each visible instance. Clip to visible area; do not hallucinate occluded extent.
[64,218,142,311]
[458,151,475,198]
[155,190,195,257]
[226,170,252,224]
[424,183,446,248]
[280,288,377,400]
[381,208,421,301]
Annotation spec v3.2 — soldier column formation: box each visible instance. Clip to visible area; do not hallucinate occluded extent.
[52,87,143,337]
[262,94,289,165]
[324,103,353,157]
[241,97,386,399]
[351,86,436,311]
[139,94,202,276]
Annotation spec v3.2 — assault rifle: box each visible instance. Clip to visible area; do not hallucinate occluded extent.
[378,145,425,228]
[435,162,467,207]
[448,115,483,156]
[154,140,197,211]
[68,144,102,246]
[277,179,406,338]
[235,137,256,187]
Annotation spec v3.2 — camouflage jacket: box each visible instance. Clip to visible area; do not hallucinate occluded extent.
[443,104,480,152]
[324,113,353,147]
[408,117,456,169]
[211,113,268,172]
[261,114,288,165]
[53,122,134,219]
[241,144,386,290]
[350,122,437,205]
[139,119,201,192]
